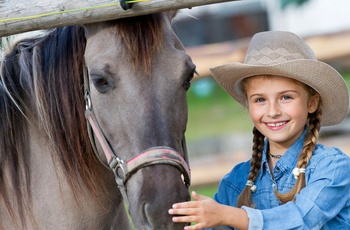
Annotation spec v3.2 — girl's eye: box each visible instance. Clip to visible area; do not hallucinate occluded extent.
[281,95,292,100]
[255,98,265,103]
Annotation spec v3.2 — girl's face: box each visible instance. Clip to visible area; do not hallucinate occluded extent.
[245,75,319,151]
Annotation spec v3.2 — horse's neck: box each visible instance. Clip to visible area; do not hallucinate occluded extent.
[1,123,129,229]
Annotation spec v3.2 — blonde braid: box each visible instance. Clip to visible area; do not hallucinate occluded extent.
[275,107,322,203]
[237,127,264,208]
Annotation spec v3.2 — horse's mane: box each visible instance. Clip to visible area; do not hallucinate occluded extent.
[0,13,165,225]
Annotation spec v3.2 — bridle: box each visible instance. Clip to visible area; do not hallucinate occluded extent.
[83,67,191,226]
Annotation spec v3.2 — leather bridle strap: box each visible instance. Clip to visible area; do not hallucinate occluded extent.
[119,147,191,186]
[85,108,191,186]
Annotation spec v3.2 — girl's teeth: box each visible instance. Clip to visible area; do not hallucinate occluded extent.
[268,122,285,127]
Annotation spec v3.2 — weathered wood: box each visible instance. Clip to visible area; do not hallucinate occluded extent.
[0,0,236,37]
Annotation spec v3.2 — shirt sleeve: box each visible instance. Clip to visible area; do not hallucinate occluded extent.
[241,206,263,230]
[251,152,350,229]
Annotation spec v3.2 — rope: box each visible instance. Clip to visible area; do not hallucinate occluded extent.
[0,0,149,23]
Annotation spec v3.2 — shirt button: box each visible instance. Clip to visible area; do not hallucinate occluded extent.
[272,183,276,188]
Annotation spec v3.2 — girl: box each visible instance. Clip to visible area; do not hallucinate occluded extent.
[169,31,350,229]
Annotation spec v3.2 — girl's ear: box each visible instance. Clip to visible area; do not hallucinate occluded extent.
[308,94,320,113]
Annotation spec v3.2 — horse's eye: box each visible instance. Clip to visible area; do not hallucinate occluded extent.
[92,77,110,93]
[183,70,195,91]
[94,78,108,87]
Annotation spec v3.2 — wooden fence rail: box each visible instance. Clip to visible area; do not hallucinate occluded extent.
[0,0,235,37]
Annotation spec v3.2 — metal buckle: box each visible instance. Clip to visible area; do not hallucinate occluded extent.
[85,93,92,110]
[109,157,129,185]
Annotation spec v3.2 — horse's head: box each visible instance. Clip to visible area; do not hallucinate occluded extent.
[83,12,195,229]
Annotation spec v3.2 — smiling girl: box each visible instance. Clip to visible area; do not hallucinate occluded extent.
[169,31,350,229]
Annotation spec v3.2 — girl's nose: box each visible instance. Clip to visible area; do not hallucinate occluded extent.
[267,102,281,118]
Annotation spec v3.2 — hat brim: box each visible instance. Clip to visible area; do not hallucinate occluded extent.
[210,59,349,126]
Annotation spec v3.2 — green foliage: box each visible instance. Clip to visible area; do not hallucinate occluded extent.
[190,184,218,199]
[342,72,350,85]
[186,77,253,142]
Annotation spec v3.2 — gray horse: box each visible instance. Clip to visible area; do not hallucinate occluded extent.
[0,12,194,229]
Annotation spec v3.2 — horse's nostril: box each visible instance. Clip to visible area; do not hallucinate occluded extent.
[142,203,157,229]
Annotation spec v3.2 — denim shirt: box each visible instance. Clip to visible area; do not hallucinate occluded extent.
[213,130,350,229]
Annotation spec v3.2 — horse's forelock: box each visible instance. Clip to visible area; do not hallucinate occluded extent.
[116,13,165,74]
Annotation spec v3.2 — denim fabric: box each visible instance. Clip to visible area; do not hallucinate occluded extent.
[213,130,350,229]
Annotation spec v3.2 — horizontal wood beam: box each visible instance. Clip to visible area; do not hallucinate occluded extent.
[0,0,236,37]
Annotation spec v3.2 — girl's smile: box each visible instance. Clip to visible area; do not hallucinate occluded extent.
[265,121,288,129]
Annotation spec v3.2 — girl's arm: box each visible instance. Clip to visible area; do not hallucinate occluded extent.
[169,191,249,230]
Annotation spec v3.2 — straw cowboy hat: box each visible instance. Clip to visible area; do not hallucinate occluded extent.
[210,31,349,126]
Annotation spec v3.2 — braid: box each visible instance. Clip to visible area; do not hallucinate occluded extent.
[237,127,264,208]
[275,107,322,203]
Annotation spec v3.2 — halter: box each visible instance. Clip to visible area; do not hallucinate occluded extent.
[83,67,191,226]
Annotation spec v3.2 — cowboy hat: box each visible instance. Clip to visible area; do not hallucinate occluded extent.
[210,31,349,126]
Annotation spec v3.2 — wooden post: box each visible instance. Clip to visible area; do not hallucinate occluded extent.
[0,0,236,37]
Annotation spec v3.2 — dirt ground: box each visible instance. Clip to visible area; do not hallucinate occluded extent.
[190,133,350,188]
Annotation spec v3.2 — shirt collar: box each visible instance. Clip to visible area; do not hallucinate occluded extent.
[259,127,308,179]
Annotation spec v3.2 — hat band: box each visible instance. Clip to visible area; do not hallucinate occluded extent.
[245,47,311,65]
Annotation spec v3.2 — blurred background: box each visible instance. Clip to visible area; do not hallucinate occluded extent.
[172,0,350,197]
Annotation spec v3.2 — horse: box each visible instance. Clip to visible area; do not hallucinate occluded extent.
[0,11,195,229]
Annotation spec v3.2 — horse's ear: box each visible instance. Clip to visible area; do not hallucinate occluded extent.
[165,10,178,21]
[82,23,101,38]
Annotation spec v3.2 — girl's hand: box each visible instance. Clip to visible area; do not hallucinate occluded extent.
[168,191,226,230]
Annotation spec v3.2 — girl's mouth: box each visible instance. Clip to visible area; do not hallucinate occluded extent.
[266,121,288,128]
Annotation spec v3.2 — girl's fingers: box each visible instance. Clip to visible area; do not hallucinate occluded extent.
[168,207,196,215]
[171,215,196,223]
[170,192,207,210]
[191,191,208,201]
[171,201,196,209]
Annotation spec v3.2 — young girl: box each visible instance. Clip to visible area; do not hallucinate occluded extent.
[169,31,350,229]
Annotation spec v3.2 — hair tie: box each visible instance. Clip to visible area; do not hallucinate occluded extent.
[292,167,306,179]
[246,180,257,193]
